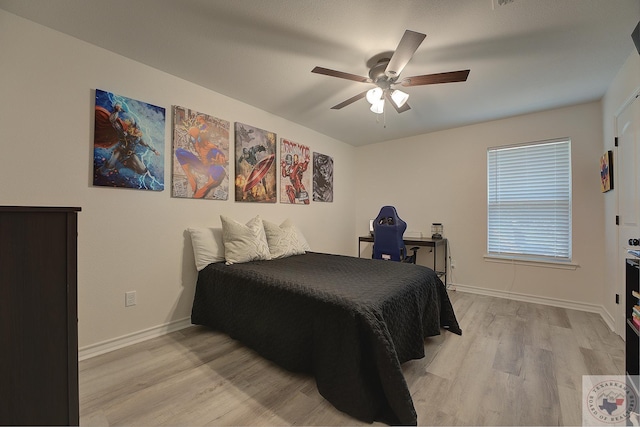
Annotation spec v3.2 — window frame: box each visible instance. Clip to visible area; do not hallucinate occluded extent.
[486,138,573,265]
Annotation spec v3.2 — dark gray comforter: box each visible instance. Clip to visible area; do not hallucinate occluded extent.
[191,252,461,425]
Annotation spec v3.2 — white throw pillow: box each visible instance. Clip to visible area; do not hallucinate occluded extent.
[263,219,308,259]
[188,227,225,271]
[220,215,271,264]
[281,218,311,251]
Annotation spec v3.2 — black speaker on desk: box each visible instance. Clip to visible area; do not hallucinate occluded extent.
[633,21,640,55]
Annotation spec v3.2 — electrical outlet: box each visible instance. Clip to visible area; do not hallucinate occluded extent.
[451,259,457,269]
[125,291,137,307]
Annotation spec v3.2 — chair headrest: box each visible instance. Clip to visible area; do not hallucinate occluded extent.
[374,206,406,232]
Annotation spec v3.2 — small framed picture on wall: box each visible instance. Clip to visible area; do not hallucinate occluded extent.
[600,150,613,193]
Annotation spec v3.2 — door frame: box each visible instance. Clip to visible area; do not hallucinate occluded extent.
[616,88,640,338]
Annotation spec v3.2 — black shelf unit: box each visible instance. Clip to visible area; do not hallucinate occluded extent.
[626,258,640,396]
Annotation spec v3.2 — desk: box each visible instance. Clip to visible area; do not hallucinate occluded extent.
[358,236,448,284]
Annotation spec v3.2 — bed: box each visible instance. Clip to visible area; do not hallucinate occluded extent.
[191,251,460,425]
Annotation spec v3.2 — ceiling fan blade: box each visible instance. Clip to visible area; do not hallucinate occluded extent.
[384,91,411,113]
[401,69,470,87]
[385,30,426,78]
[331,90,369,110]
[312,66,371,83]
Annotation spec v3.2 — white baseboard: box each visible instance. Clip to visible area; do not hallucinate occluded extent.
[78,317,193,361]
[452,283,616,332]
[599,307,616,332]
[78,286,620,361]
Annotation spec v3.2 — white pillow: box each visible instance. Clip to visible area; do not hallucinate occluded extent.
[220,215,271,264]
[263,219,308,259]
[188,227,225,271]
[282,218,311,251]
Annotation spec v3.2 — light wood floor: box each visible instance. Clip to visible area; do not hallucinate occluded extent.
[79,291,625,426]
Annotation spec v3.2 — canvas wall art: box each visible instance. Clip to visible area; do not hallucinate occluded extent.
[234,122,277,203]
[600,150,613,192]
[171,106,229,200]
[93,89,165,190]
[313,152,334,202]
[280,139,311,205]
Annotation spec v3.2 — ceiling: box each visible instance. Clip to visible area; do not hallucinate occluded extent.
[1,0,638,146]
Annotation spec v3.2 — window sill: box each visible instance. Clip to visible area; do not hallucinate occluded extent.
[484,254,579,270]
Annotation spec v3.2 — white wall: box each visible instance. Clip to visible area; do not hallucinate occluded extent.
[2,7,636,351]
[602,51,640,333]
[0,10,357,350]
[355,102,606,309]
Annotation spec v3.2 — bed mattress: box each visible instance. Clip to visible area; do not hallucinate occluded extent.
[191,252,461,425]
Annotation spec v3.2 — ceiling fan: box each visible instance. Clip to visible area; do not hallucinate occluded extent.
[312,30,470,114]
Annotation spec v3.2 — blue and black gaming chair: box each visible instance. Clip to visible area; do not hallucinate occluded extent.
[372,206,419,264]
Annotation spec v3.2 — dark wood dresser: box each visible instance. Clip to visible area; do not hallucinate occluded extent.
[0,206,80,426]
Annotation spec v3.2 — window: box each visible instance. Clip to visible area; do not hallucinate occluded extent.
[487,139,572,262]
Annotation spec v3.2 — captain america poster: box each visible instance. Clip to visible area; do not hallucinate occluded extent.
[234,122,277,203]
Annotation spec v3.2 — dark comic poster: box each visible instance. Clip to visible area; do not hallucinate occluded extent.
[313,152,333,202]
[234,122,277,203]
[93,89,165,190]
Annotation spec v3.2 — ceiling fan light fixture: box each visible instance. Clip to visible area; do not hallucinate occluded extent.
[390,89,409,108]
[366,87,383,104]
[370,98,385,114]
[312,30,469,114]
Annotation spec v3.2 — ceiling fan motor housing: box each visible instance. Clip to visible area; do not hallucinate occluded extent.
[369,59,395,89]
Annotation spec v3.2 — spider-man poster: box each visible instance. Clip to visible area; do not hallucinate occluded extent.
[93,89,165,190]
[171,106,229,200]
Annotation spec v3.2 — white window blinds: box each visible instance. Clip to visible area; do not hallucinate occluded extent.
[487,139,572,262]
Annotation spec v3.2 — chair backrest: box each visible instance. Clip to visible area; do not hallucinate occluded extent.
[373,206,407,262]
